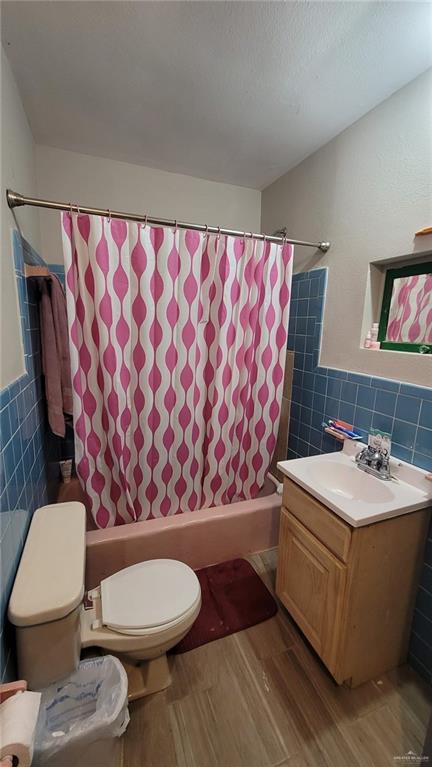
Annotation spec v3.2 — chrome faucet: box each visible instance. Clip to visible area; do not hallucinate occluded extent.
[355,445,392,481]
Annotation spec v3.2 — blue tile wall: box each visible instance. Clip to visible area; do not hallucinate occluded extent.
[0,233,49,681]
[287,267,432,683]
[288,269,432,465]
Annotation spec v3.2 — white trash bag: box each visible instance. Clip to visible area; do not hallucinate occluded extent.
[33,655,129,767]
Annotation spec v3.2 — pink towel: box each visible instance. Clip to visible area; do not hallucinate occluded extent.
[40,274,73,437]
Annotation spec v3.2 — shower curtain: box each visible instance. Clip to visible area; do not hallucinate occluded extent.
[62,213,293,527]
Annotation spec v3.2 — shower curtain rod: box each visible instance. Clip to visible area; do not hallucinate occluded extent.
[6,189,331,252]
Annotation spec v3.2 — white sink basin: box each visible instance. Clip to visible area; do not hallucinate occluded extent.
[278,443,432,527]
[306,460,395,503]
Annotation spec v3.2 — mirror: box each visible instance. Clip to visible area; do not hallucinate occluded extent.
[384,269,432,347]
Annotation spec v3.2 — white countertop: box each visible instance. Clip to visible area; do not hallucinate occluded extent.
[277,441,432,528]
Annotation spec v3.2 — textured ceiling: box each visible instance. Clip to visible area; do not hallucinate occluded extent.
[2,1,432,189]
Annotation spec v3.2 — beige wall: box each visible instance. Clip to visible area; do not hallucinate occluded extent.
[262,69,432,389]
[35,146,261,265]
[1,49,41,389]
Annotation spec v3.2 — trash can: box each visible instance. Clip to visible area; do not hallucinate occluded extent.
[33,655,129,767]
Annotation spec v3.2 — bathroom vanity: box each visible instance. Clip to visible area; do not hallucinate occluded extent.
[276,445,432,687]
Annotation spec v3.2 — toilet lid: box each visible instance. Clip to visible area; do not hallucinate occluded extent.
[100,559,201,630]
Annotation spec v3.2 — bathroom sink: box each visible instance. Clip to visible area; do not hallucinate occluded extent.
[278,443,432,527]
[306,461,395,503]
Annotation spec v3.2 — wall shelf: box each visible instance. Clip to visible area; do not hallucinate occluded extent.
[323,425,362,442]
[324,427,348,442]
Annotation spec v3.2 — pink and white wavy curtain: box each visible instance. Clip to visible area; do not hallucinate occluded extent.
[62,213,293,528]
[387,273,432,344]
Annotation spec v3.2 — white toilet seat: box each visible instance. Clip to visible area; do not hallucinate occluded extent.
[99,559,201,636]
[105,593,202,636]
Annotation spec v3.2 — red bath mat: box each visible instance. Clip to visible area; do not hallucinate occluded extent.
[171,558,277,654]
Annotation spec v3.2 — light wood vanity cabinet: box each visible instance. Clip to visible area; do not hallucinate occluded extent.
[276,477,430,687]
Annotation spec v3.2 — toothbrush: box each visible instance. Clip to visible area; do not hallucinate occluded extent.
[332,420,363,438]
[328,420,362,439]
[323,420,362,439]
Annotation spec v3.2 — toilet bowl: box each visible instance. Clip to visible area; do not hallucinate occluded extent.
[82,559,201,698]
[8,503,201,698]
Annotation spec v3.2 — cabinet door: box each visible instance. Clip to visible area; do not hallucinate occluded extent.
[276,507,347,672]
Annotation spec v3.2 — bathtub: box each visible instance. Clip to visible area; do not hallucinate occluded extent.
[85,476,282,589]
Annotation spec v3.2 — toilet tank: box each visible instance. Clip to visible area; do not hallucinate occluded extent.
[8,502,86,689]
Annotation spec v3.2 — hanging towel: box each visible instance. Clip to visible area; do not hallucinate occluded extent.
[40,274,73,437]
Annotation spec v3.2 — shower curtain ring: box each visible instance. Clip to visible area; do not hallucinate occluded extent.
[141,214,147,230]
[203,224,208,241]
[107,209,112,222]
[173,219,178,235]
[217,226,221,242]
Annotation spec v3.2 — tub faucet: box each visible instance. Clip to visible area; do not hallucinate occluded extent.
[355,445,391,481]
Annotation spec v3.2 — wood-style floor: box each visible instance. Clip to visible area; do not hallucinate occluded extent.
[123,549,432,767]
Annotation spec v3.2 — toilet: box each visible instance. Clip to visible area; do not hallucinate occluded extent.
[8,502,201,698]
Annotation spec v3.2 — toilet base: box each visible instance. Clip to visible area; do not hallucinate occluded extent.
[116,653,172,700]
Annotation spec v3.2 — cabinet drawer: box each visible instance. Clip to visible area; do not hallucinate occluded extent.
[276,507,347,672]
[282,477,351,562]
